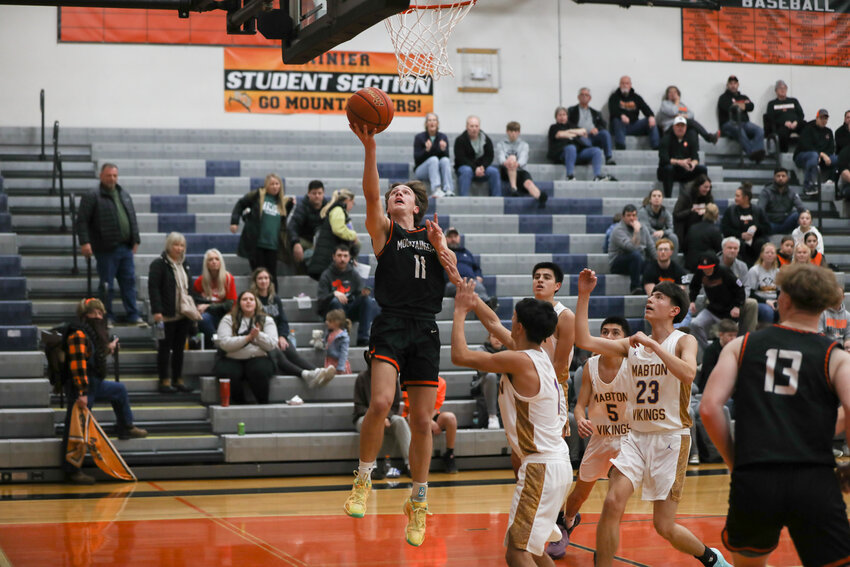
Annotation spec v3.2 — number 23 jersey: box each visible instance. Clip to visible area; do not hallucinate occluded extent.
[374,221,444,317]
[627,329,692,433]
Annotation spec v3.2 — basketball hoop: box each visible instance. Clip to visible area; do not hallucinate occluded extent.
[385,0,477,84]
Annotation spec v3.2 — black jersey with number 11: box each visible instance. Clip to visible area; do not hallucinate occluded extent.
[373,221,444,318]
[734,324,840,469]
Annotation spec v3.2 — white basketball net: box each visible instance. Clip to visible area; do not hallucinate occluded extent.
[385,0,477,84]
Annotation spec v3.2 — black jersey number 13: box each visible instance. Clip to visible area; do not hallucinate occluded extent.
[764,348,801,396]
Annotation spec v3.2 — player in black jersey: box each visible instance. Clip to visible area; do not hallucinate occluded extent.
[343,124,460,548]
[701,263,850,567]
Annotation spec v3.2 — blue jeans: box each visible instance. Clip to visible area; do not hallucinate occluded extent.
[579,129,614,159]
[610,250,645,291]
[414,156,454,195]
[720,121,765,155]
[794,151,838,186]
[562,145,603,177]
[325,294,379,343]
[611,117,660,149]
[199,310,225,348]
[457,165,501,196]
[756,302,776,323]
[94,244,140,322]
[769,210,799,235]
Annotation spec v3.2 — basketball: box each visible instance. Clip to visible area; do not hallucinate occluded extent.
[346,88,394,133]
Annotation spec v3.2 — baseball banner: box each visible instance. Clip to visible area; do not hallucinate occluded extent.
[224,48,434,115]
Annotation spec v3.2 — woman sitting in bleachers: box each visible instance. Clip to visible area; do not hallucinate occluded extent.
[656,85,718,144]
[194,248,237,349]
[249,267,335,388]
[230,173,295,292]
[791,210,824,254]
[673,174,715,254]
[638,188,679,252]
[214,291,277,404]
[744,242,780,324]
[803,231,827,266]
[307,189,361,280]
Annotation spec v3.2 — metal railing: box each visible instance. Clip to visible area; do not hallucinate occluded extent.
[39,89,46,161]
[49,121,69,232]
[68,191,93,292]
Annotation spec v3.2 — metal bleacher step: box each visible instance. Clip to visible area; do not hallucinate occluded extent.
[0,144,92,161]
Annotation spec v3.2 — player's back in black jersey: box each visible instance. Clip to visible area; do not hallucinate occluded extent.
[734,324,841,469]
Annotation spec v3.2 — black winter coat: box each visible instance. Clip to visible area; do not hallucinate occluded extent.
[147,252,197,318]
[76,184,140,253]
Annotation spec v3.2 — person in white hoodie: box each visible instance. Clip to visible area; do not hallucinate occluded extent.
[496,121,548,207]
[214,290,278,404]
[819,284,850,352]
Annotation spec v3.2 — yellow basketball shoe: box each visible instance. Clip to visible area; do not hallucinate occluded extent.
[343,472,371,518]
[403,498,431,547]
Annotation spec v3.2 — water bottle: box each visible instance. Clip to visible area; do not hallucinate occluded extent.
[154,321,165,340]
[288,329,297,349]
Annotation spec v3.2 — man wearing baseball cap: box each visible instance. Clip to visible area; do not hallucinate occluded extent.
[794,108,837,196]
[657,115,708,198]
[687,253,746,349]
[717,75,766,163]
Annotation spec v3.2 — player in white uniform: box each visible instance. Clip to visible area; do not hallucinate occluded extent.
[452,279,570,567]
[574,269,731,567]
[557,317,632,548]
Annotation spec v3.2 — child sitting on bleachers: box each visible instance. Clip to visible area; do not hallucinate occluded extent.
[324,309,351,373]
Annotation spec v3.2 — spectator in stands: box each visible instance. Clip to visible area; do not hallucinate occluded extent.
[673,174,714,253]
[454,115,501,196]
[308,189,360,280]
[744,242,780,324]
[288,180,329,273]
[696,319,739,393]
[804,232,827,267]
[547,106,610,182]
[193,248,236,349]
[608,204,656,294]
[354,351,412,478]
[148,232,200,394]
[777,235,794,266]
[214,291,277,404]
[642,238,688,296]
[684,202,722,273]
[496,121,548,207]
[61,298,148,484]
[720,182,770,266]
[761,168,805,235]
[316,244,378,348]
[716,236,749,281]
[414,112,453,198]
[443,227,494,306]
[230,173,294,292]
[656,85,718,144]
[765,80,805,153]
[249,268,334,388]
[793,242,812,264]
[794,109,837,196]
[819,284,850,351]
[791,209,823,254]
[836,109,850,154]
[607,75,659,150]
[837,144,850,198]
[402,376,458,474]
[717,75,766,163]
[688,253,747,348]
[76,163,145,328]
[603,212,622,254]
[568,87,616,164]
[324,309,351,373]
[471,332,505,430]
[639,188,679,252]
[657,116,708,198]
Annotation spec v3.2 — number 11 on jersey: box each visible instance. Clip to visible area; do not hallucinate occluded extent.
[414,254,427,279]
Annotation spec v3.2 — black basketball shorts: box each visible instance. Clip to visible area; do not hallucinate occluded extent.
[368,313,440,387]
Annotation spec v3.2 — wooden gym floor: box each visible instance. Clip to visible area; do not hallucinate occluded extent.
[0,465,846,566]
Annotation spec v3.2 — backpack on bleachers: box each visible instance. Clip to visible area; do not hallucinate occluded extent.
[41,323,75,407]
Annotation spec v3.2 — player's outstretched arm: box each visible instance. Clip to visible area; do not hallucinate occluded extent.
[829,348,850,492]
[575,269,630,358]
[630,331,697,385]
[553,308,575,385]
[350,123,391,251]
[429,217,461,286]
[700,336,743,471]
[574,361,594,438]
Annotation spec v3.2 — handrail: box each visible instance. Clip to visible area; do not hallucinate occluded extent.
[50,121,60,194]
[70,192,79,275]
[39,90,46,161]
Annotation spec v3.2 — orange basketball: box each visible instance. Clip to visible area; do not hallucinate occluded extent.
[346,87,395,133]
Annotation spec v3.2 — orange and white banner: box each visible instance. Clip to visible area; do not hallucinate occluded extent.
[224,48,434,115]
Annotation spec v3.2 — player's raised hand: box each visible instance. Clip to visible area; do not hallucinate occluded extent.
[629,331,655,353]
[348,122,376,149]
[453,278,478,314]
[425,213,443,245]
[577,268,597,296]
[440,249,462,286]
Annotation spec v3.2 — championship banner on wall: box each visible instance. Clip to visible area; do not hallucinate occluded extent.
[224,48,434,115]
[682,0,850,66]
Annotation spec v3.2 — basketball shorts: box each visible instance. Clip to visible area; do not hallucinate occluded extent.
[610,429,690,502]
[505,456,572,556]
[499,165,533,190]
[723,464,850,565]
[369,313,440,387]
[578,434,623,482]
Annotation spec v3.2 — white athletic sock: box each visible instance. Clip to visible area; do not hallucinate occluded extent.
[411,481,428,502]
[357,460,375,481]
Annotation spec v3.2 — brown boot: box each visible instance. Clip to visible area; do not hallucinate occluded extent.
[118,426,148,440]
[173,378,192,393]
[158,379,177,394]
